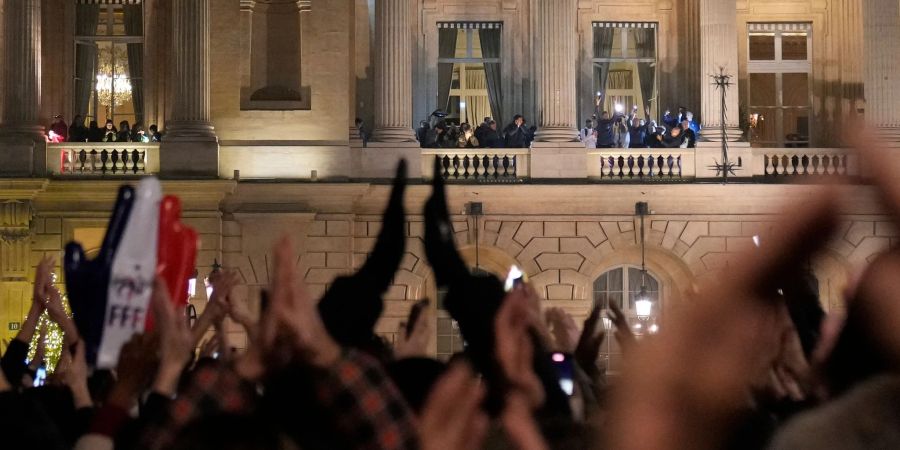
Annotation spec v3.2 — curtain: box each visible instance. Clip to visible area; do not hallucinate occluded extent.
[464,69,490,125]
[123,5,144,125]
[633,29,656,112]
[593,27,615,98]
[75,6,100,120]
[479,29,503,125]
[437,29,459,113]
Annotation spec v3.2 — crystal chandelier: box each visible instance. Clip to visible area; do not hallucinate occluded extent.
[96,46,133,108]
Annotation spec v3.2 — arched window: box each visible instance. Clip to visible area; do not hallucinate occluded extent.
[593,266,661,374]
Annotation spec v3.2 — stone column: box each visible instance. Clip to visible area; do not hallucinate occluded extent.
[699,0,742,142]
[0,0,43,176]
[161,0,219,177]
[863,0,900,143]
[371,0,416,143]
[534,0,578,142]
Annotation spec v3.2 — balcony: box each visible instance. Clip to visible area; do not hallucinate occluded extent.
[46,143,160,177]
[40,141,859,183]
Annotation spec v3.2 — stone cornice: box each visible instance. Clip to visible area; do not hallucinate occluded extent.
[0,179,50,199]
[31,179,236,213]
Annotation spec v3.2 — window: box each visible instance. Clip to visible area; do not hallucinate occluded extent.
[74,1,144,129]
[592,23,658,120]
[437,23,502,125]
[593,266,660,374]
[747,24,812,148]
[244,0,311,110]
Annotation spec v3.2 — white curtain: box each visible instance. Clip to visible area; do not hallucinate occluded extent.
[463,69,491,125]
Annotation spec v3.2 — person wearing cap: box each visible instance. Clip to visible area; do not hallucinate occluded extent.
[50,115,68,141]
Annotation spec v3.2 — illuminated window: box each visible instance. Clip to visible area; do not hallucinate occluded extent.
[747,24,812,148]
[593,266,661,374]
[74,1,144,130]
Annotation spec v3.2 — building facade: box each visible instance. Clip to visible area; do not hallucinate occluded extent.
[1,0,899,365]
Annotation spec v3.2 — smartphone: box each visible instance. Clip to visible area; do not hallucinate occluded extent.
[504,265,525,292]
[551,353,575,396]
[33,365,47,387]
[406,299,430,335]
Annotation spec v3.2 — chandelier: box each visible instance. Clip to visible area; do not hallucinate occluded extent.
[96,46,133,108]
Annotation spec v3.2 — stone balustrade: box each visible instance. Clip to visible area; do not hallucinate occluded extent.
[421,150,530,182]
[43,141,861,182]
[588,149,696,181]
[751,148,858,178]
[47,143,160,176]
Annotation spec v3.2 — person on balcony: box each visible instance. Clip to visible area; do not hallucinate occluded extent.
[102,120,118,142]
[149,124,162,143]
[627,115,648,149]
[482,120,504,148]
[457,123,480,148]
[131,123,149,143]
[680,120,697,148]
[68,115,88,143]
[663,107,687,129]
[475,117,492,146]
[117,121,132,142]
[658,126,686,148]
[425,121,453,148]
[503,115,528,148]
[50,115,68,142]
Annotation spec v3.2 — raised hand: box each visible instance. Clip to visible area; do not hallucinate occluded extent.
[394,306,432,360]
[607,194,837,450]
[150,277,193,396]
[419,362,489,450]
[546,307,579,353]
[318,160,407,349]
[496,287,545,410]
[63,341,92,408]
[108,333,158,408]
[575,305,606,377]
[271,235,341,368]
[607,300,636,352]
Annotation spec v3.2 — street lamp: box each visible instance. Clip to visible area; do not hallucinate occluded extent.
[204,259,222,299]
[635,202,653,320]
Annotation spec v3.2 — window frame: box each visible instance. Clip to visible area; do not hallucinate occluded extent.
[747,23,813,148]
[590,22,659,120]
[436,23,501,125]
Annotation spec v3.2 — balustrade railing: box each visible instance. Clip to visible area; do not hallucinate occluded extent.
[421,150,529,182]
[752,149,858,178]
[47,143,160,176]
[588,149,695,180]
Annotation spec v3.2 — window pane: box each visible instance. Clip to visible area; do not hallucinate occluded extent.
[594,27,616,59]
[610,29,625,59]
[749,73,776,106]
[783,73,809,107]
[784,108,811,145]
[749,107,778,146]
[627,28,656,59]
[782,33,808,60]
[749,33,776,60]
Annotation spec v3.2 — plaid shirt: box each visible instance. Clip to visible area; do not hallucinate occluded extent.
[140,365,256,450]
[140,351,417,450]
[317,350,418,450]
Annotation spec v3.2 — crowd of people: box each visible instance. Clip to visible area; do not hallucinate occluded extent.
[3,133,900,450]
[580,102,701,150]
[48,115,163,144]
[418,115,536,149]
[416,101,701,151]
